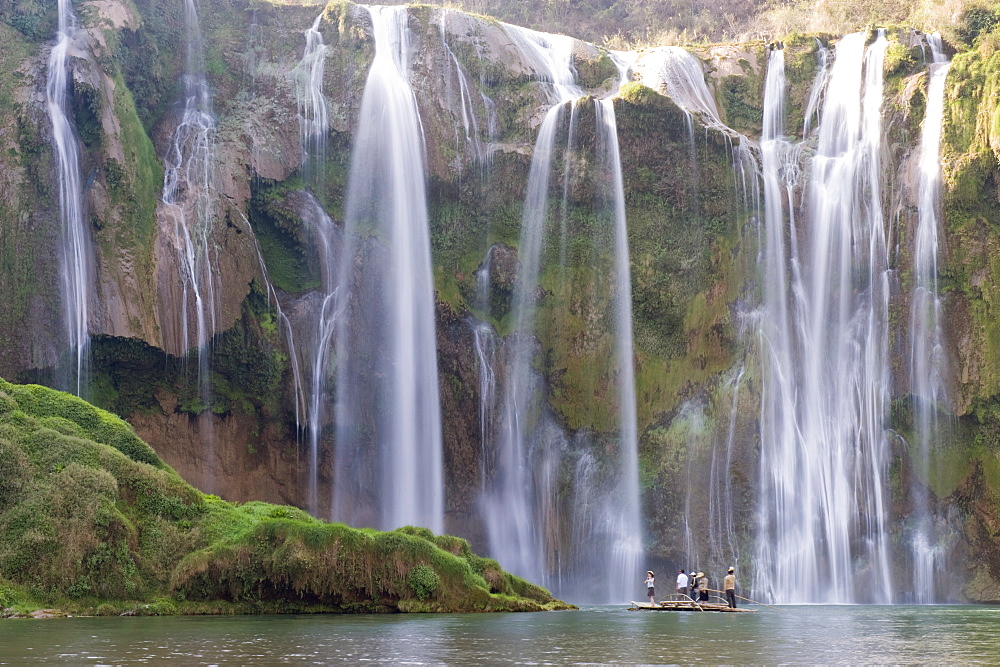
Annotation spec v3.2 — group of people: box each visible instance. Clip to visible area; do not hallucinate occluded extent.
[644,567,739,608]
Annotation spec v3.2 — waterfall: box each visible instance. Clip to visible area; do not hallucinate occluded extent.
[296,13,329,183]
[300,195,341,515]
[596,96,643,602]
[334,5,443,532]
[480,25,642,602]
[755,32,895,604]
[46,0,93,397]
[161,0,218,436]
[439,9,496,169]
[485,25,580,592]
[909,33,951,603]
[707,367,745,573]
[472,319,499,494]
[294,11,335,515]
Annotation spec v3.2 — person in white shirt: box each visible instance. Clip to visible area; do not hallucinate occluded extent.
[675,569,689,597]
[645,571,655,604]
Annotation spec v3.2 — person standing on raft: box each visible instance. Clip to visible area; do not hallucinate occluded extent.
[645,571,655,604]
[724,567,737,608]
[697,572,709,602]
[675,569,689,598]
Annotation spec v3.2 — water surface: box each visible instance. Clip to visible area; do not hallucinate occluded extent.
[1,605,998,663]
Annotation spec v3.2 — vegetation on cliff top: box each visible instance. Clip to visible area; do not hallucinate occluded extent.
[0,378,572,615]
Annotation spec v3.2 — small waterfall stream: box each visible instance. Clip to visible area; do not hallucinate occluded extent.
[46,0,94,397]
[439,10,496,168]
[334,5,444,533]
[294,10,336,514]
[296,13,329,183]
[909,33,951,603]
[158,0,223,489]
[301,196,341,514]
[160,0,220,477]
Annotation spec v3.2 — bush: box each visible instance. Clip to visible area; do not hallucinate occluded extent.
[407,564,440,601]
[959,5,1000,45]
[95,603,121,616]
[0,579,22,608]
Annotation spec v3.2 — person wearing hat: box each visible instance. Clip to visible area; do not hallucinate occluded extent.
[675,569,689,598]
[724,567,737,608]
[644,571,655,604]
[688,571,698,601]
[697,572,709,602]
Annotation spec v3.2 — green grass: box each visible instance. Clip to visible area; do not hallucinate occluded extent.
[0,378,572,615]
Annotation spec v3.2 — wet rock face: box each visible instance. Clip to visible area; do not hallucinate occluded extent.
[7,0,1000,600]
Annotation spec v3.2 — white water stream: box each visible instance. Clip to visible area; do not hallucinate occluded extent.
[296,13,329,183]
[485,24,580,594]
[161,0,219,405]
[334,5,443,533]
[909,33,951,603]
[755,33,896,604]
[480,24,642,602]
[46,0,93,397]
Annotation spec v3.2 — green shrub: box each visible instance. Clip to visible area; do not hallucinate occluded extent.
[407,564,440,601]
[145,598,178,615]
[959,5,1000,45]
[95,603,121,616]
[0,579,22,608]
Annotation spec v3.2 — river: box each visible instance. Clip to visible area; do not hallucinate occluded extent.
[2,605,998,663]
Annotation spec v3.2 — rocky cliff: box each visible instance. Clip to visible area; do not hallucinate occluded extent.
[2,0,1000,601]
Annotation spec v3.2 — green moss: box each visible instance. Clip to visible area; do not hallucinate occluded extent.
[574,50,618,89]
[108,72,164,250]
[248,179,321,293]
[2,379,161,467]
[719,73,762,135]
[940,40,1000,409]
[0,379,571,614]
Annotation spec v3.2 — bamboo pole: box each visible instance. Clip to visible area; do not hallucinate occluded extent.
[704,587,780,609]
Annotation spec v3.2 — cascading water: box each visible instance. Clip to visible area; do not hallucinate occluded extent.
[46,0,94,397]
[707,367,745,571]
[333,5,443,533]
[481,25,642,602]
[485,25,580,593]
[296,13,329,183]
[300,196,341,514]
[439,10,497,169]
[909,33,951,603]
[595,94,644,602]
[293,11,337,515]
[640,47,723,122]
[755,32,895,604]
[161,0,219,447]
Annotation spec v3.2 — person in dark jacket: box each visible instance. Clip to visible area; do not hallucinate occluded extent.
[688,571,698,601]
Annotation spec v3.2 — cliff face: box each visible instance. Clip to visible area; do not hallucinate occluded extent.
[3,0,1000,601]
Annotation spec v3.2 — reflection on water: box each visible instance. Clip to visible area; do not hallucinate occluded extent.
[1,606,999,664]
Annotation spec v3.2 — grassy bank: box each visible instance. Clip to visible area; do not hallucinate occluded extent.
[0,379,572,616]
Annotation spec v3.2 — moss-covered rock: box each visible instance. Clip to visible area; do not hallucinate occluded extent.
[0,378,572,614]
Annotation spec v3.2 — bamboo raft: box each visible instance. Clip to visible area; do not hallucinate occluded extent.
[629,599,756,613]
